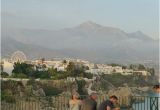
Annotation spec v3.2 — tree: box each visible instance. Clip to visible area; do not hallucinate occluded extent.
[41,58,45,63]
[47,67,57,76]
[1,63,4,72]
[122,66,127,69]
[62,60,67,64]
[138,64,145,70]
[42,84,62,96]
[83,72,93,79]
[34,71,51,79]
[109,63,121,67]
[42,64,47,68]
[147,68,155,77]
[66,62,75,72]
[129,64,137,70]
[12,62,35,77]
[1,72,9,78]
[11,73,27,78]
[85,66,89,70]
[76,80,87,95]
[148,68,155,76]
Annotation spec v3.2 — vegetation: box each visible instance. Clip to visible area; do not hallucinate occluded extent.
[76,80,88,95]
[138,64,146,70]
[34,70,51,79]
[102,73,155,88]
[62,60,67,64]
[1,72,9,78]
[1,62,157,103]
[11,62,92,80]
[1,92,16,103]
[12,62,35,77]
[1,79,63,102]
[11,73,28,78]
[41,84,62,96]
[108,63,122,67]
[1,80,24,103]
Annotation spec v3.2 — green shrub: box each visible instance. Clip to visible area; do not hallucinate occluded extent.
[41,84,62,96]
[76,80,87,95]
[12,73,28,78]
[1,72,9,78]
[1,90,16,103]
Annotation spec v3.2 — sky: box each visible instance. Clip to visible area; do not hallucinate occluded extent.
[1,0,159,39]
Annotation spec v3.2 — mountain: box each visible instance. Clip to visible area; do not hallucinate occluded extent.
[1,37,64,59]
[1,21,158,63]
[127,31,154,41]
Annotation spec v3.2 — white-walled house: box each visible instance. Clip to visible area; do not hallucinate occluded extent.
[67,77,76,82]
[56,66,66,71]
[121,69,133,75]
[85,69,100,74]
[133,71,150,76]
[85,68,112,75]
[112,66,123,73]
[1,59,14,75]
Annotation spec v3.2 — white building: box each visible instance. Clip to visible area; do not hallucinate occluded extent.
[113,66,123,73]
[56,66,66,71]
[121,69,133,75]
[85,69,100,74]
[133,71,150,76]
[83,63,95,69]
[85,68,111,75]
[67,77,76,82]
[1,59,14,75]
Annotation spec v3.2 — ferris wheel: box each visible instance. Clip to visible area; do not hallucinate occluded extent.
[11,51,27,63]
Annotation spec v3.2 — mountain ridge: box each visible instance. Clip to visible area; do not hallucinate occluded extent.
[1,21,158,64]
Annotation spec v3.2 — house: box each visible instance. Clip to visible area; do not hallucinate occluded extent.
[113,66,123,73]
[67,77,76,82]
[122,69,133,75]
[1,59,14,75]
[56,66,66,71]
[133,71,150,76]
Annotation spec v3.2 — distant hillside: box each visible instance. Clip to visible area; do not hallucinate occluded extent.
[1,37,64,59]
[2,21,159,63]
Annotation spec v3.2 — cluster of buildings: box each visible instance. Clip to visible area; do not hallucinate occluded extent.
[0,51,150,76]
[85,64,150,76]
[1,57,150,76]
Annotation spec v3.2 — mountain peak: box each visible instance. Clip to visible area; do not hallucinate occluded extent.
[129,31,153,41]
[81,20,97,25]
[78,21,101,29]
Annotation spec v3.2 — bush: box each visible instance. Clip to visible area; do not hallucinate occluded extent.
[11,73,28,78]
[76,80,87,95]
[1,72,9,78]
[102,73,150,87]
[12,62,35,77]
[27,78,36,85]
[83,72,93,79]
[34,71,51,79]
[41,84,62,96]
[1,90,16,103]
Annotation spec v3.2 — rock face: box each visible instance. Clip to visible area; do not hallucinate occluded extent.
[108,87,133,107]
[32,88,46,97]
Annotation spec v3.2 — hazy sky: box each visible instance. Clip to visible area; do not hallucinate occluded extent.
[2,0,159,39]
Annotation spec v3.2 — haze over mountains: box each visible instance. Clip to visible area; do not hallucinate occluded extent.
[2,21,159,64]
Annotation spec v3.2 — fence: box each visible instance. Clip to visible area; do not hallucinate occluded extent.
[1,95,160,110]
